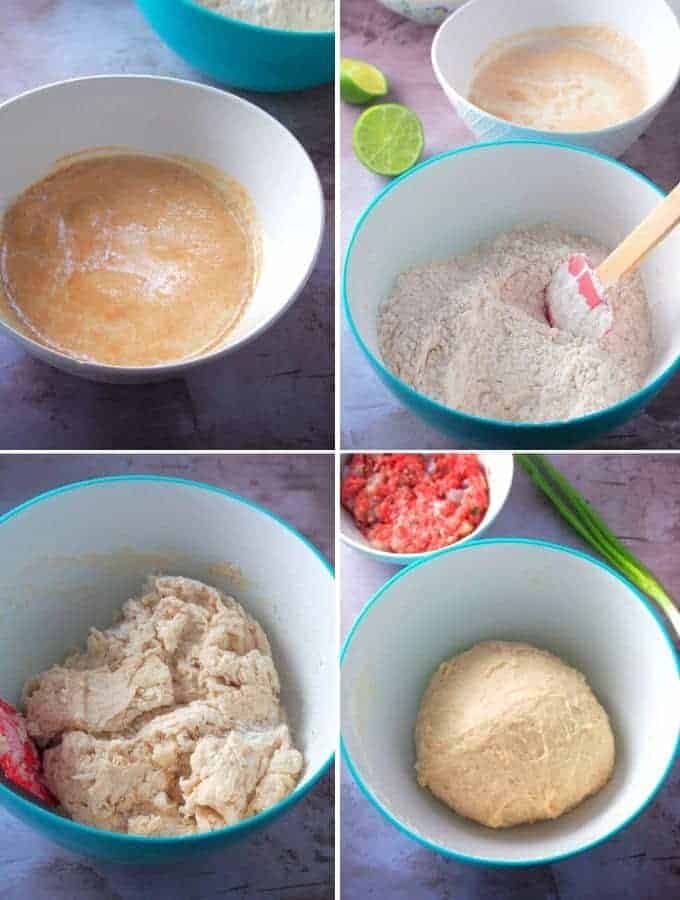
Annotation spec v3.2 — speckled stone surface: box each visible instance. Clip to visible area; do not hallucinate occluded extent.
[0,454,334,900]
[0,0,333,450]
[340,0,680,450]
[341,454,680,898]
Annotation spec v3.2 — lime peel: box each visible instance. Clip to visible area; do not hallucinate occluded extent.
[352,103,424,177]
[340,58,389,105]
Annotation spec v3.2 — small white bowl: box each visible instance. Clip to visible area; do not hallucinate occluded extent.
[0,76,324,384]
[0,476,336,862]
[339,452,514,565]
[342,539,680,866]
[432,0,680,158]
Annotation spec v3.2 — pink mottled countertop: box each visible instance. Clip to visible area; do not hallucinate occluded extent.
[342,453,680,899]
[0,0,333,450]
[340,0,680,450]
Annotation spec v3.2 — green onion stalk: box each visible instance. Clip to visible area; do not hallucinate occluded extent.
[516,454,680,639]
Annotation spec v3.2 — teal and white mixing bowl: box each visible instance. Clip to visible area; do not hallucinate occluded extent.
[344,140,680,449]
[0,476,336,863]
[342,539,680,866]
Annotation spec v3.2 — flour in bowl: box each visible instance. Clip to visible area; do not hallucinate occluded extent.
[378,225,652,423]
[195,0,335,31]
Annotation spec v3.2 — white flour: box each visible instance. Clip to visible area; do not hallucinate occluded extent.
[378,225,652,423]
[195,0,334,31]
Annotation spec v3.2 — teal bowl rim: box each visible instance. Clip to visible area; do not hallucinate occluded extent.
[342,139,680,434]
[173,0,335,36]
[0,474,335,846]
[340,537,680,868]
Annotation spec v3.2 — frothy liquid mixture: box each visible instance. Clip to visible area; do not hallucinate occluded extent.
[469,26,649,132]
[0,152,261,367]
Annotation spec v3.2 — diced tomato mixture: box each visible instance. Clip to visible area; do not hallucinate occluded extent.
[0,698,56,806]
[341,453,490,554]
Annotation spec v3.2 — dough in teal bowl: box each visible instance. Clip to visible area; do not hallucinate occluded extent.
[0,477,336,862]
[136,0,334,92]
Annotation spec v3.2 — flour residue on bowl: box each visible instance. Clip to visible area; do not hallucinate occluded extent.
[195,0,335,32]
[468,25,650,132]
[0,149,262,367]
[378,225,652,423]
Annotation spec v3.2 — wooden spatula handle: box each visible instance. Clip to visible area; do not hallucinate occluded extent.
[596,180,680,288]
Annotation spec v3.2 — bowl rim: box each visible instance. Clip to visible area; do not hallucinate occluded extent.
[338,451,515,565]
[343,138,680,434]
[0,473,335,845]
[431,0,680,139]
[171,0,335,36]
[0,74,325,378]
[340,537,680,868]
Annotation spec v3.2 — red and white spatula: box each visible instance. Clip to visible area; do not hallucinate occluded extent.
[0,698,56,807]
[546,180,680,339]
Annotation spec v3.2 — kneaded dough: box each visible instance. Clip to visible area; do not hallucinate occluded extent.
[23,576,303,835]
[415,641,615,829]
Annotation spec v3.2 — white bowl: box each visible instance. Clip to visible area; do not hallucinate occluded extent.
[342,540,680,865]
[339,452,514,565]
[432,0,680,158]
[344,141,680,449]
[0,76,324,384]
[0,476,336,862]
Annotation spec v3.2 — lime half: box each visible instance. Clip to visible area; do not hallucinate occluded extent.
[352,103,424,176]
[341,58,389,105]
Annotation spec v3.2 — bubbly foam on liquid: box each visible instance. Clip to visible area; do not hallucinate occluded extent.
[0,151,261,367]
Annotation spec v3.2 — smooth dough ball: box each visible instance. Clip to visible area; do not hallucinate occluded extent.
[415,641,615,828]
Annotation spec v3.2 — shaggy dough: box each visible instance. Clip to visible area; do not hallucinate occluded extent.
[23,576,303,835]
[415,641,615,829]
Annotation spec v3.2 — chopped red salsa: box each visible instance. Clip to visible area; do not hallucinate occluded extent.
[341,453,489,554]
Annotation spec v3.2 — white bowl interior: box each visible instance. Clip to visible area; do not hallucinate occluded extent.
[340,452,514,562]
[0,76,323,374]
[346,143,680,410]
[436,0,680,112]
[0,479,336,791]
[342,542,680,863]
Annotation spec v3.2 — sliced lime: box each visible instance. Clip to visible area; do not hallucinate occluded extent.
[340,57,389,105]
[352,103,424,176]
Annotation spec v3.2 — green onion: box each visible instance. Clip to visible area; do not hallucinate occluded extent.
[516,454,680,638]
